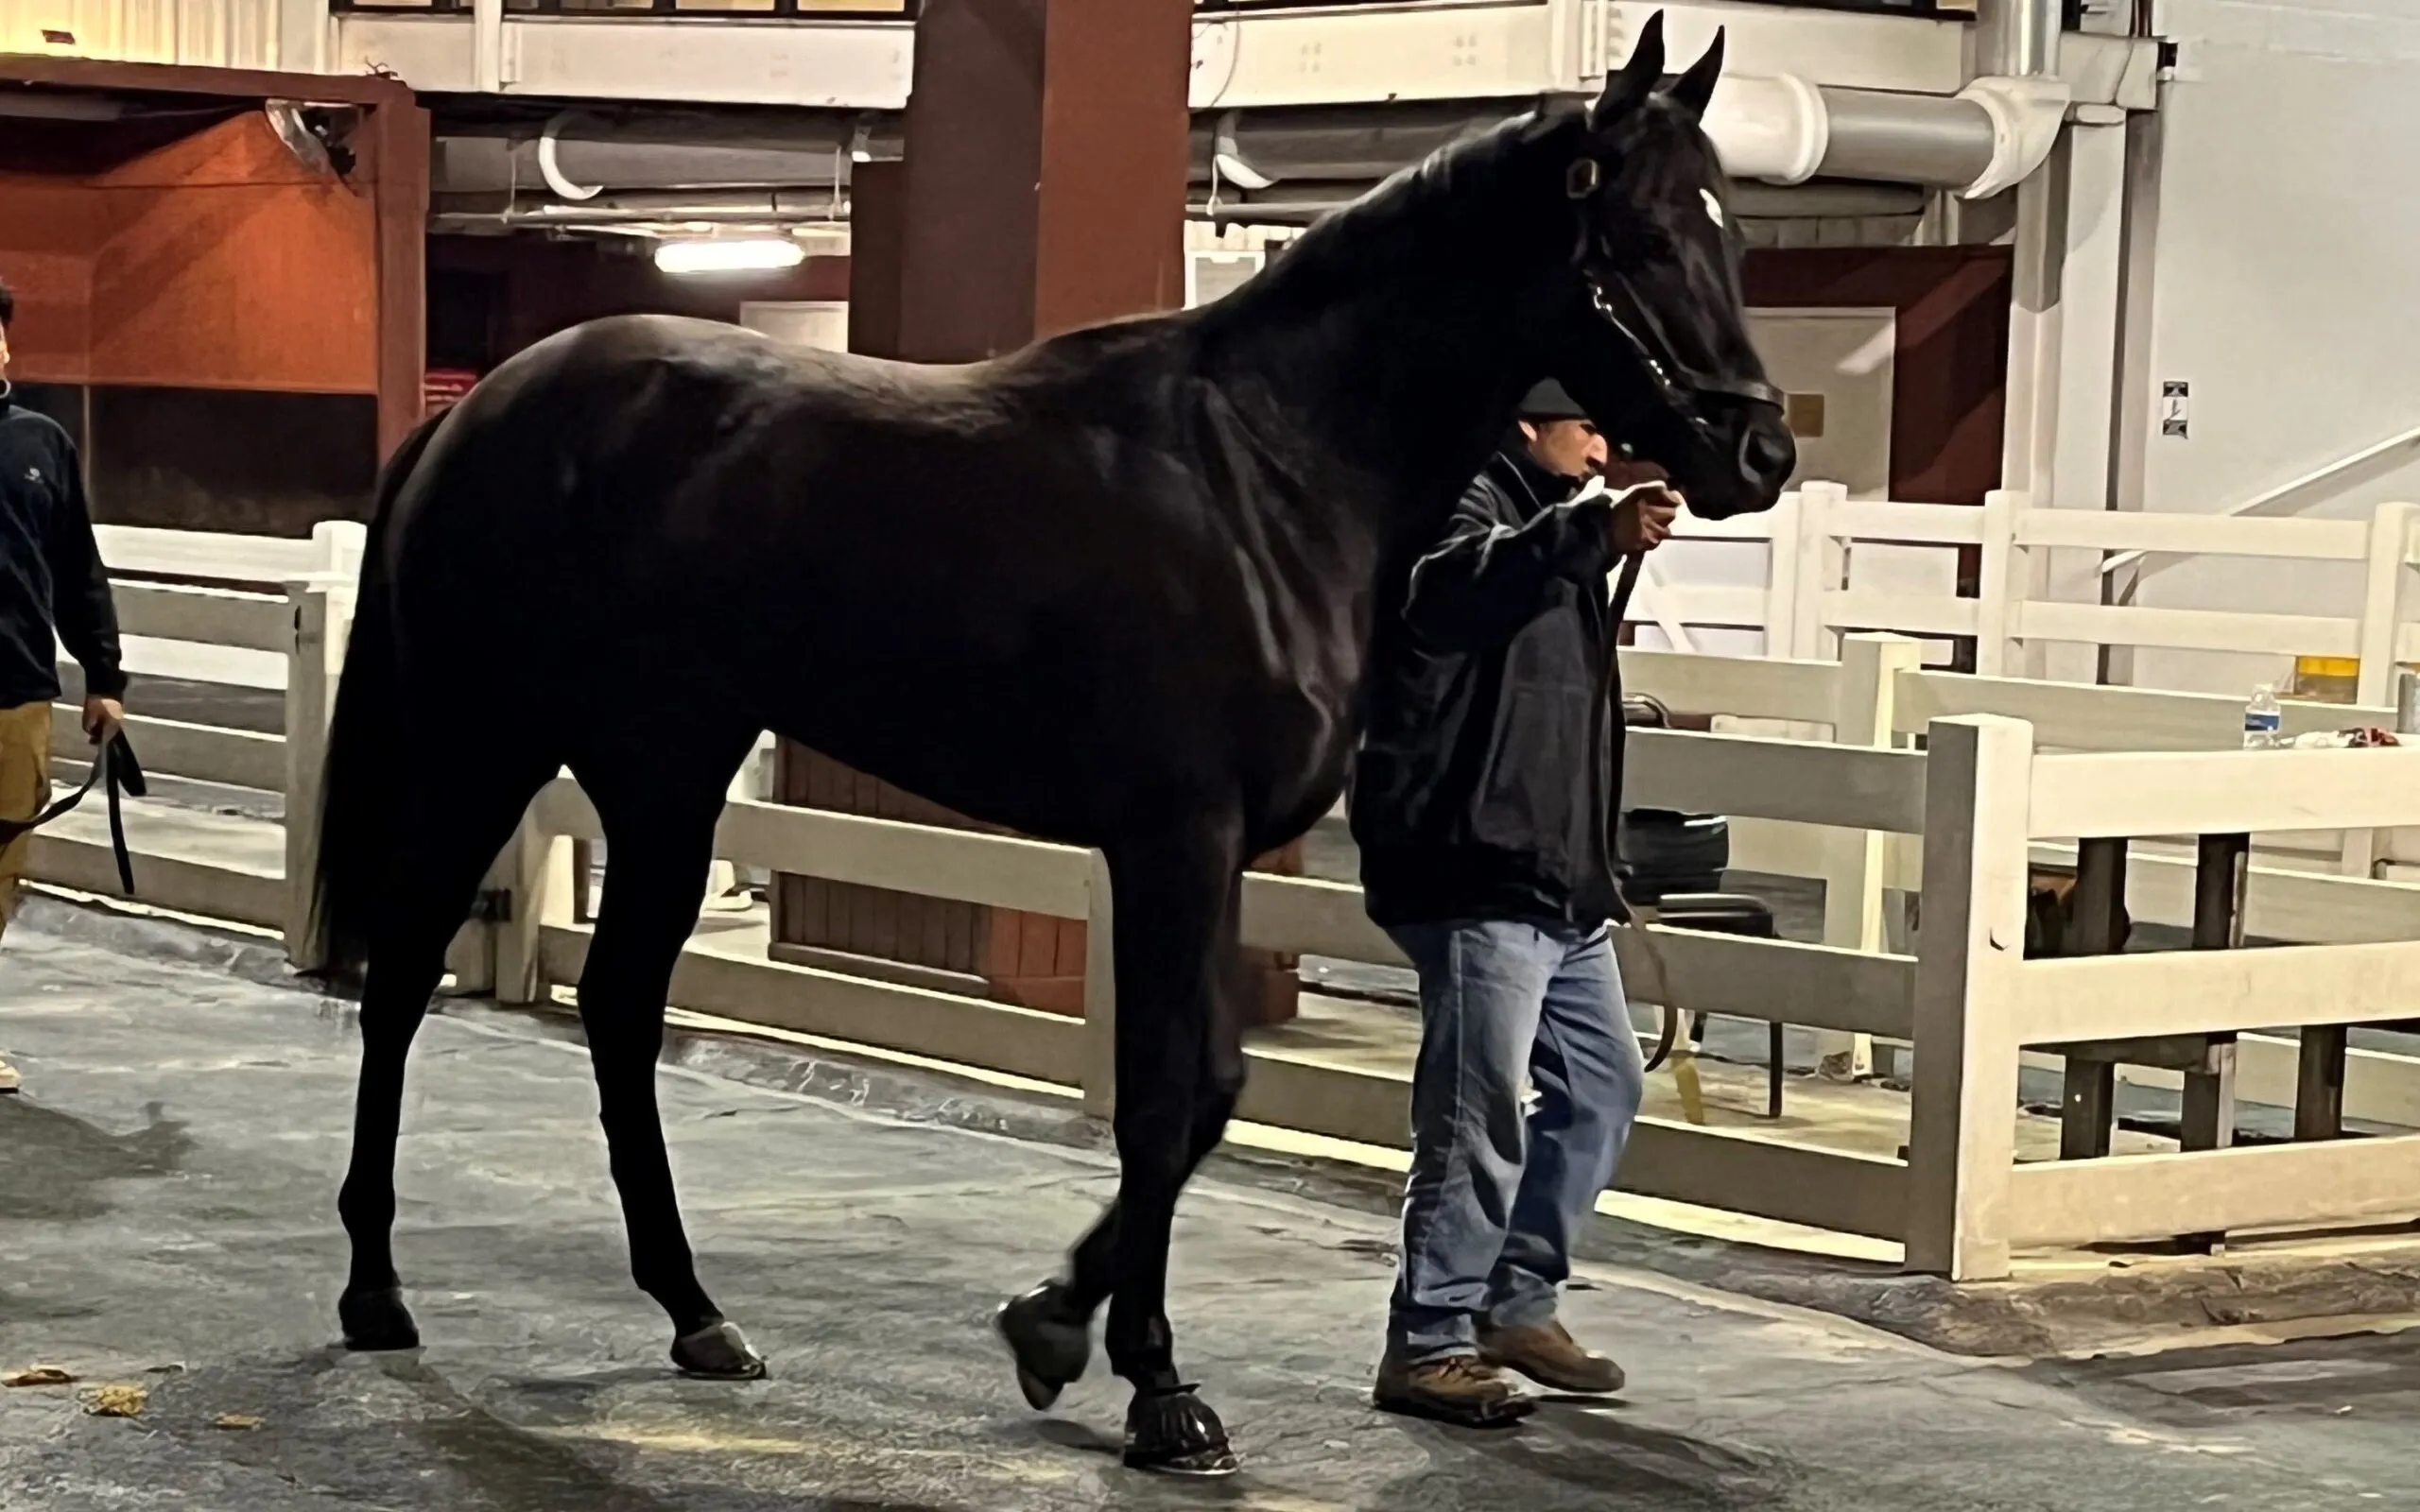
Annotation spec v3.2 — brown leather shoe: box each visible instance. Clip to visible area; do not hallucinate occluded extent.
[1478,1321,1626,1395]
[1373,1353,1533,1427]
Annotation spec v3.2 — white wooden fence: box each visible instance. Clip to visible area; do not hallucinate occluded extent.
[1640,482,2420,705]
[34,523,2420,1275]
[31,524,363,942]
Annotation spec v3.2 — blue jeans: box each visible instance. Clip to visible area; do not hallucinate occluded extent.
[1385,919,1644,1363]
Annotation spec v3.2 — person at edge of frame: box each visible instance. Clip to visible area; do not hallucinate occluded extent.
[1350,377,1680,1426]
[0,274,129,1093]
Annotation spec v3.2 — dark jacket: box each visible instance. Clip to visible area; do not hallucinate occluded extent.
[0,386,123,709]
[1351,445,1622,928]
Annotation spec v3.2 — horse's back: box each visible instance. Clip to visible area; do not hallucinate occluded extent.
[374,311,1359,841]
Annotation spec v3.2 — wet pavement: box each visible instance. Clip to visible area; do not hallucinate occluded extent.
[4,901,2415,1511]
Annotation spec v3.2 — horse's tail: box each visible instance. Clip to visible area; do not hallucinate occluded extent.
[309,411,445,988]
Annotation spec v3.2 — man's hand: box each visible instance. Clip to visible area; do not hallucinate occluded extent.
[1609,485,1683,557]
[82,696,124,747]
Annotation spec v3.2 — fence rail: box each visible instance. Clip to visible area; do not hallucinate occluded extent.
[33,519,2420,1281]
[1646,482,2420,705]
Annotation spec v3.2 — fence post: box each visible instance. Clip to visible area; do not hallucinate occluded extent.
[313,519,369,585]
[1791,481,1849,662]
[2344,502,2416,876]
[1760,489,1803,660]
[282,573,354,970]
[1816,632,1925,1080]
[1081,850,1117,1119]
[1973,490,2023,677]
[1905,714,2033,1280]
[493,799,573,1005]
[2354,501,2413,709]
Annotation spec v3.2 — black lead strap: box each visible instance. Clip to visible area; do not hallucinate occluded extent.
[0,731,147,895]
[1586,547,1688,1073]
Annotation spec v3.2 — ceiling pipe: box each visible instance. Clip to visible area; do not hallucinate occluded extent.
[537,112,603,202]
[1979,0,2063,77]
[1689,0,2069,198]
[1956,0,2072,199]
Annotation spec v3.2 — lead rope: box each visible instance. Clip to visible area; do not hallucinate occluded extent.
[1591,544,1686,1074]
[0,731,146,895]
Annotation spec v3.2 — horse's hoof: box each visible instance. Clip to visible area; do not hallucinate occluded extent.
[672,1319,768,1381]
[338,1285,421,1352]
[996,1282,1091,1411]
[1122,1386,1239,1477]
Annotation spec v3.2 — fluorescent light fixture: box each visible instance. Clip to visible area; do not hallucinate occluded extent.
[653,238,805,276]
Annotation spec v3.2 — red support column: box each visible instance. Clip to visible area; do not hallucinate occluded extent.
[770,0,1304,1024]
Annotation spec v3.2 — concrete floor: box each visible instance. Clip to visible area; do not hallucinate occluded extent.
[5,903,2416,1511]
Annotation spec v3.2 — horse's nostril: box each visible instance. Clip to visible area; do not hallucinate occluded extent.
[1740,425,1795,483]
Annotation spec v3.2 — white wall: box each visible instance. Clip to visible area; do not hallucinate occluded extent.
[2130,0,2420,693]
[0,0,285,67]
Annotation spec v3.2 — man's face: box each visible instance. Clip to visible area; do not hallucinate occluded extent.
[0,321,11,382]
[1520,417,1608,481]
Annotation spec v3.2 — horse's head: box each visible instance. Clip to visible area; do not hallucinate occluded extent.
[1547,14,1794,521]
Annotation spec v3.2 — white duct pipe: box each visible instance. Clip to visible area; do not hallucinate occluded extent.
[1703,71,2069,201]
[1700,74,1829,185]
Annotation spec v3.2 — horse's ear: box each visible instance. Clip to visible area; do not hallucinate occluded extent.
[1590,10,1666,131]
[1667,27,1725,118]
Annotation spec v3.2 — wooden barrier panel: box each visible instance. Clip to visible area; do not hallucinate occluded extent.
[47,705,284,793]
[2007,1134,2420,1248]
[1619,646,1846,726]
[2011,940,2420,1044]
[110,583,289,653]
[96,524,325,582]
[1613,930,1916,1040]
[533,780,1094,919]
[2031,748,2420,839]
[540,926,1088,1086]
[29,833,285,931]
[2013,510,2370,560]
[1824,590,1981,640]
[1900,672,2386,752]
[1627,729,1927,834]
[2016,601,2360,658]
[1237,869,1914,1038]
[1828,499,1987,545]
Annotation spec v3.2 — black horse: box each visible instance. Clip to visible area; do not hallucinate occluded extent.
[317,14,1791,1476]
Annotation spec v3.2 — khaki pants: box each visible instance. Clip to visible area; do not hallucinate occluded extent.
[0,700,50,944]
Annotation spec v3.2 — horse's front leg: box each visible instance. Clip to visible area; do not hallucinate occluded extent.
[999,816,1246,1475]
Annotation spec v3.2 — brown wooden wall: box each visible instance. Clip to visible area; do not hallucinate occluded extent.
[0,112,380,395]
[0,62,426,533]
[1744,246,2014,507]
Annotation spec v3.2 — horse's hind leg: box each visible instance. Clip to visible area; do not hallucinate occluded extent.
[338,751,557,1351]
[573,729,766,1379]
[1003,817,1245,1475]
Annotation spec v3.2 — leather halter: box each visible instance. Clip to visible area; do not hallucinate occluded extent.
[1564,158,1787,437]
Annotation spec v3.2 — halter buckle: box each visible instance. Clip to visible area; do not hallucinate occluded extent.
[1564,159,1602,200]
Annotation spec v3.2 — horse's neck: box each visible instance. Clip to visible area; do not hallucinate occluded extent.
[1214,246,1563,572]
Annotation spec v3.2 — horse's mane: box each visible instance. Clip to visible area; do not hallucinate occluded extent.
[1197,103,1587,336]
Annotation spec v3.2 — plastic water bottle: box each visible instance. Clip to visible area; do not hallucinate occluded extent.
[2242,684,2283,749]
